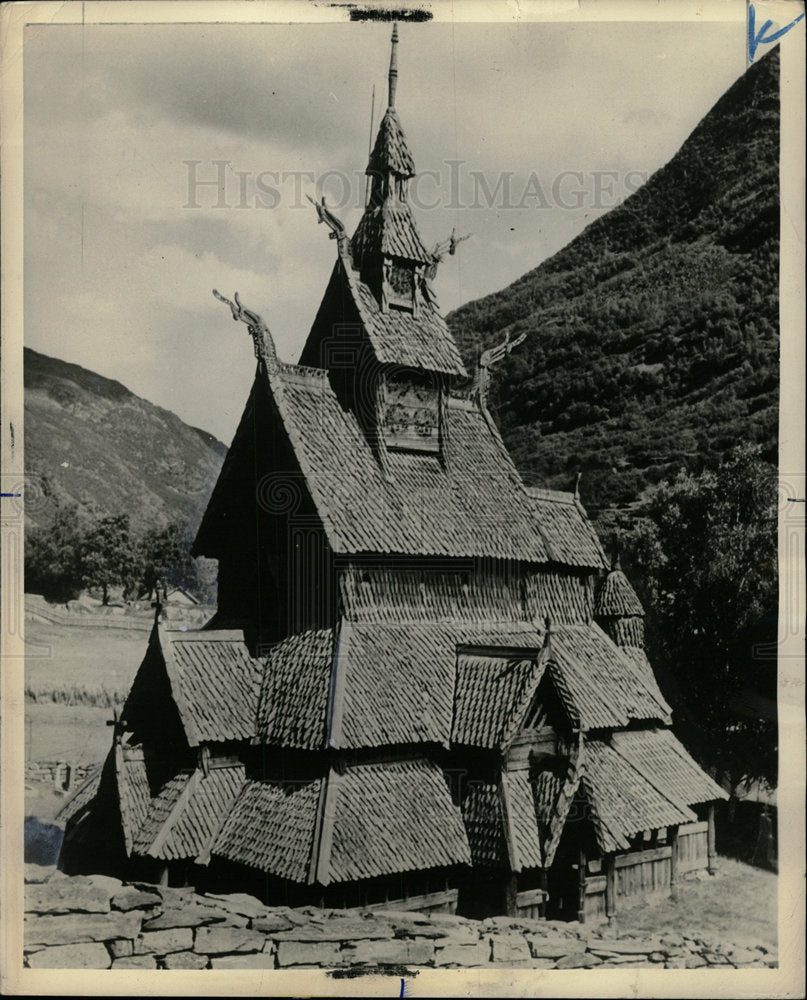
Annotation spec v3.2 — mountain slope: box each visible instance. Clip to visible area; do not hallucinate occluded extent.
[447,48,779,522]
[24,348,226,535]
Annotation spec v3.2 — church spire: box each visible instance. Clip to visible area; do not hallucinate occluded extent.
[388,23,399,108]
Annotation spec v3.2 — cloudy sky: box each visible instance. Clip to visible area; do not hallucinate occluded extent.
[24,13,750,444]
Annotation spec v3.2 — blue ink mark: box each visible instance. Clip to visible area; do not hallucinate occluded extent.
[748,4,805,62]
[1,493,22,497]
[399,978,408,998]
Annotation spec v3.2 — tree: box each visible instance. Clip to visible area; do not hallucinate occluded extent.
[80,514,138,605]
[138,522,195,599]
[25,505,84,602]
[624,444,777,792]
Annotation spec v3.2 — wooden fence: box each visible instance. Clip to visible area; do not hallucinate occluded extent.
[678,820,709,873]
[583,820,710,920]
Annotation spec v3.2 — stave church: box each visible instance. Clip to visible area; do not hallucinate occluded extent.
[60,25,727,924]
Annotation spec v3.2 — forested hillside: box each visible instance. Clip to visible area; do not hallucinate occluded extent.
[24,348,226,535]
[447,48,779,525]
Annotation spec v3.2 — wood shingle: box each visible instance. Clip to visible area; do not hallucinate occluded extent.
[328,758,471,882]
[581,740,696,853]
[611,728,728,807]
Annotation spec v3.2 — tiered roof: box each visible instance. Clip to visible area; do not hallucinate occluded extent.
[197,364,607,565]
[254,619,672,754]
[211,757,470,885]
[133,764,245,862]
[66,25,729,896]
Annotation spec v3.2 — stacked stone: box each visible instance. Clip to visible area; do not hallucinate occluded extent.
[23,873,778,970]
[25,761,95,784]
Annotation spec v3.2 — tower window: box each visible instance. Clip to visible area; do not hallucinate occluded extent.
[381,374,441,453]
[386,260,415,311]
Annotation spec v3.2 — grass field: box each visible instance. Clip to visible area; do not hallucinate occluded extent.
[614,857,777,948]
[24,619,147,701]
[21,620,148,817]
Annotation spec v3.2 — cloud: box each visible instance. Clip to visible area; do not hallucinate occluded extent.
[23,19,748,443]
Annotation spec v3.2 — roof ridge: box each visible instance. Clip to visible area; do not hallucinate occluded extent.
[162,628,247,643]
[157,621,202,748]
[524,486,577,505]
[146,769,200,859]
[500,645,551,750]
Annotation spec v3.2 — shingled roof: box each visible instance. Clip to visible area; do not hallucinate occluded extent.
[213,777,323,884]
[505,769,545,870]
[366,106,416,177]
[115,743,152,857]
[524,488,609,569]
[328,758,471,882]
[264,364,551,561]
[253,618,671,752]
[55,763,103,826]
[452,652,546,749]
[210,757,470,886]
[611,728,728,807]
[594,564,645,618]
[352,201,431,265]
[581,739,696,853]
[133,764,245,862]
[549,623,672,729]
[460,777,506,868]
[344,246,463,370]
[159,627,262,747]
[257,628,333,750]
[335,621,457,749]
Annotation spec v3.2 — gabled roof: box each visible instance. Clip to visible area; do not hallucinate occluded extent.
[339,245,467,374]
[594,566,645,617]
[352,201,431,264]
[581,739,696,853]
[524,488,609,569]
[611,728,728,806]
[267,362,551,560]
[549,623,672,729]
[452,651,546,749]
[158,626,262,747]
[133,764,245,862]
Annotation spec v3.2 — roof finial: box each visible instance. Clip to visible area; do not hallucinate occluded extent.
[213,289,279,372]
[388,23,399,108]
[474,330,527,410]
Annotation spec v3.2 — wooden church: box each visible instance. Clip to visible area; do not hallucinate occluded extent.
[60,26,727,923]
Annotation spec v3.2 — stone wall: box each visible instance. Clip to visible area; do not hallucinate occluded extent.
[23,870,777,971]
[25,761,95,787]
